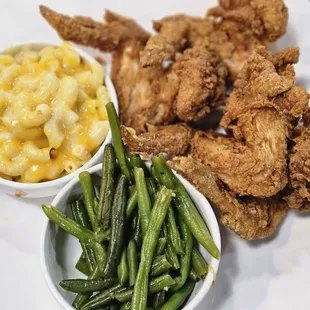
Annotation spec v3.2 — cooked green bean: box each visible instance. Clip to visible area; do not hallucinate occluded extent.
[131,186,174,310]
[134,167,152,237]
[126,186,137,219]
[171,214,193,292]
[146,178,157,204]
[95,227,111,243]
[152,291,165,310]
[189,269,197,281]
[192,247,208,279]
[114,274,175,303]
[129,154,143,169]
[132,212,142,248]
[127,239,138,287]
[106,102,132,182]
[163,223,180,270]
[117,250,129,285]
[71,201,97,272]
[152,155,220,259]
[150,165,161,185]
[151,255,172,277]
[81,283,123,310]
[60,278,118,294]
[104,175,127,277]
[161,280,195,310]
[98,144,116,229]
[154,238,167,257]
[166,205,184,255]
[120,302,131,310]
[79,172,98,230]
[75,255,91,276]
[42,205,94,243]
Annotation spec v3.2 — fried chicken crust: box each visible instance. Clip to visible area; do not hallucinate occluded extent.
[207,0,288,42]
[194,47,308,198]
[171,47,228,122]
[169,156,287,240]
[40,6,149,51]
[121,124,192,156]
[285,117,310,211]
[112,42,178,133]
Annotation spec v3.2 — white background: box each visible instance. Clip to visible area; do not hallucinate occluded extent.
[1,0,310,309]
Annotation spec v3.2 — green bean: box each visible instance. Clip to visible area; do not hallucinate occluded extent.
[189,269,197,281]
[73,266,103,309]
[166,205,184,255]
[114,274,175,303]
[134,167,152,237]
[42,205,94,243]
[120,302,131,310]
[117,250,129,285]
[60,278,118,293]
[152,155,220,259]
[192,247,208,279]
[131,186,174,310]
[98,144,116,229]
[161,280,195,310]
[79,172,98,230]
[126,186,137,219]
[150,165,161,185]
[146,178,157,203]
[151,255,172,277]
[171,214,193,292]
[95,228,111,243]
[71,201,97,272]
[132,212,142,248]
[104,175,127,277]
[81,283,123,310]
[152,291,166,310]
[106,102,132,182]
[129,154,143,169]
[154,238,167,257]
[75,255,91,276]
[127,239,138,287]
[163,223,180,270]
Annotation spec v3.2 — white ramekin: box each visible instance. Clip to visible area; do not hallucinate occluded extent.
[40,163,221,310]
[0,41,118,198]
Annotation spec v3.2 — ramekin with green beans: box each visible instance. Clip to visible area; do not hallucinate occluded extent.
[42,102,221,310]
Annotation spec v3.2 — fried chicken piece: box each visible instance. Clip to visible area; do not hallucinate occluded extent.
[193,47,308,198]
[121,124,192,156]
[112,42,178,133]
[40,6,149,51]
[207,0,288,42]
[171,47,228,122]
[140,14,265,79]
[169,156,287,240]
[284,114,310,211]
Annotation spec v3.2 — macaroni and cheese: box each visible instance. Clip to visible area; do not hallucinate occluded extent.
[0,42,110,183]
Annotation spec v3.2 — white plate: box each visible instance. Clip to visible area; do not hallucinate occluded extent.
[0,0,310,309]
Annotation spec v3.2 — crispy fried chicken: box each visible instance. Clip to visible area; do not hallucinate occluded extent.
[207,0,288,42]
[169,156,287,240]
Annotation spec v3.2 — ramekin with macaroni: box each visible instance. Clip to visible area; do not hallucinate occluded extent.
[0,41,118,197]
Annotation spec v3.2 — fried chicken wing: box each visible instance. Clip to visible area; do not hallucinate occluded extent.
[194,47,308,198]
[171,47,228,122]
[40,6,149,51]
[169,156,287,240]
[207,0,288,42]
[121,124,192,156]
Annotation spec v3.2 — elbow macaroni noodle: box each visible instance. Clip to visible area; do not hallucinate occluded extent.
[0,42,110,183]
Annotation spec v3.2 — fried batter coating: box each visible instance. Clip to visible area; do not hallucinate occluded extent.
[140,14,265,79]
[207,0,288,42]
[40,6,149,51]
[193,47,308,198]
[172,47,228,122]
[121,124,192,156]
[285,118,310,211]
[169,156,287,240]
[112,42,178,133]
